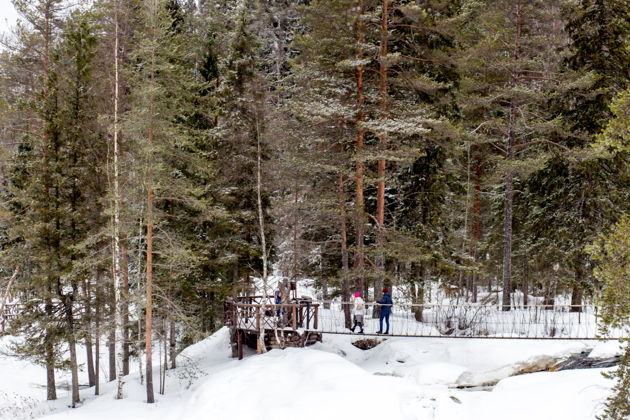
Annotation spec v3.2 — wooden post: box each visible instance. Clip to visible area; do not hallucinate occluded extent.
[292,305,297,330]
[237,330,243,360]
[314,305,318,330]
[256,306,262,354]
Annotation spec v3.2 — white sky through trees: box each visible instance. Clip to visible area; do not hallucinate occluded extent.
[0,1,18,34]
[0,0,17,32]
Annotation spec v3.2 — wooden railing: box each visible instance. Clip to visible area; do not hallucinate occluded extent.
[229,302,320,332]
[0,303,18,333]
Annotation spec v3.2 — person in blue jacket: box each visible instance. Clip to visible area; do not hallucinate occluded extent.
[376,288,393,335]
[274,288,284,324]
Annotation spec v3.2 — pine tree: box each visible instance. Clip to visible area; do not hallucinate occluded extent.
[587,215,630,419]
[457,0,578,310]
[126,0,216,400]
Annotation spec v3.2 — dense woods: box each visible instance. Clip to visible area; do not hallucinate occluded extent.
[0,0,628,415]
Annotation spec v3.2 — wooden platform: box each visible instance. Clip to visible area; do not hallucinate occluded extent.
[225,296,322,359]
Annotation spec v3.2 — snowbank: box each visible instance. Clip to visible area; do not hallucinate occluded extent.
[0,328,617,420]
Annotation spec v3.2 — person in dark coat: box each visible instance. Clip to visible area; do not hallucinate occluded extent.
[274,289,284,323]
[376,288,393,334]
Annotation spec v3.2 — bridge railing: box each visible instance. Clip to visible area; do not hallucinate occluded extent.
[225,300,623,339]
[315,302,625,339]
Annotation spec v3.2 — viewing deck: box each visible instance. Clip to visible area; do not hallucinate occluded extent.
[224,296,322,358]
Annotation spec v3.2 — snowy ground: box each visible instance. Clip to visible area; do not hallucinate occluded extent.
[0,329,623,420]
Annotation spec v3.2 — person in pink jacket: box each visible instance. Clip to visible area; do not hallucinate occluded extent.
[350,292,366,334]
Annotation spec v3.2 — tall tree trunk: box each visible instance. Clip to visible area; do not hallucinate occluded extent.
[338,175,351,328]
[45,287,56,400]
[112,1,126,398]
[291,182,299,297]
[322,277,330,309]
[42,4,57,403]
[65,297,80,406]
[502,0,522,312]
[470,150,483,303]
[354,0,366,296]
[502,134,514,311]
[83,279,95,387]
[543,278,556,310]
[229,263,239,358]
[146,125,155,404]
[571,261,583,312]
[121,241,130,376]
[95,269,101,396]
[374,0,389,309]
[108,314,116,381]
[159,319,166,395]
[523,258,529,309]
[412,264,424,322]
[169,319,176,369]
[85,329,95,387]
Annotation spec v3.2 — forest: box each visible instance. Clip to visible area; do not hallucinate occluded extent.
[0,0,628,416]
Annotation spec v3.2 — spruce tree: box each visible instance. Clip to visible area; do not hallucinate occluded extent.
[516,0,630,309]
[587,215,630,419]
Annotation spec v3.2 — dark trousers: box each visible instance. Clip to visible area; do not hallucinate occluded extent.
[352,315,364,332]
[379,312,390,333]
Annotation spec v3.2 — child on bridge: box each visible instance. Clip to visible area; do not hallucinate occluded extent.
[350,292,365,334]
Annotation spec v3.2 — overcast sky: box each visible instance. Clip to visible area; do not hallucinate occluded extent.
[0,0,19,35]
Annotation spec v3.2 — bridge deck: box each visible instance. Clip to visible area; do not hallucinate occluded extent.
[227,300,625,342]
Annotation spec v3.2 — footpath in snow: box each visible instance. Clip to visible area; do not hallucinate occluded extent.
[0,329,622,420]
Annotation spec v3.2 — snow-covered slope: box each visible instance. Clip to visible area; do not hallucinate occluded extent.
[0,329,621,420]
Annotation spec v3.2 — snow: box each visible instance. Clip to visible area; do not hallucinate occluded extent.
[450,369,613,420]
[588,340,625,359]
[0,328,621,420]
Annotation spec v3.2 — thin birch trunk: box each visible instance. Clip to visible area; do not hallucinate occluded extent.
[112,0,125,398]
[121,241,130,375]
[255,113,268,355]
